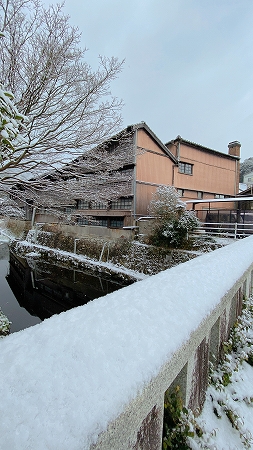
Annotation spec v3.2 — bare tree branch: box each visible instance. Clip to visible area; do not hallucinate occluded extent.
[0,0,124,184]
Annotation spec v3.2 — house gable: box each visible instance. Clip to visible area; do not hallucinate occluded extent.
[166,136,240,199]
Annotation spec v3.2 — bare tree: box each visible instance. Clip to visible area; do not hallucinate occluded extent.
[10,126,136,222]
[0,0,124,185]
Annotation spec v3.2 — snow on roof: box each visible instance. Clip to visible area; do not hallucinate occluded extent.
[1,237,253,449]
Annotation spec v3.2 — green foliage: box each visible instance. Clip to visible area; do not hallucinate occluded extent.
[148,186,199,248]
[163,386,201,450]
[225,409,240,428]
[222,372,232,386]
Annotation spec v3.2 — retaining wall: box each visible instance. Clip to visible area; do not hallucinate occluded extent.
[1,216,134,241]
[36,219,134,240]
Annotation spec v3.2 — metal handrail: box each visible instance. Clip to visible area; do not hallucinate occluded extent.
[195,222,253,238]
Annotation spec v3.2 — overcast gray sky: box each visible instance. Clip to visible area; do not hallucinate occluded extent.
[46,0,253,161]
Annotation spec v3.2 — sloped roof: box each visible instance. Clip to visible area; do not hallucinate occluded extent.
[166,135,240,160]
[132,122,177,163]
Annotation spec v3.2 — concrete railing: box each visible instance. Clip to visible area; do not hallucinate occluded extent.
[1,237,253,449]
[90,237,253,450]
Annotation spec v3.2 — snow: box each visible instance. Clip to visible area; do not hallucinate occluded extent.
[0,129,9,138]
[14,239,148,281]
[198,362,253,449]
[187,295,253,449]
[0,236,253,449]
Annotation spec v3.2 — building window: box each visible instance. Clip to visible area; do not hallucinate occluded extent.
[109,218,124,228]
[197,191,203,199]
[91,202,108,210]
[215,194,225,199]
[77,216,89,225]
[177,189,184,197]
[64,206,74,214]
[94,218,108,226]
[178,162,193,175]
[111,197,132,210]
[77,200,90,209]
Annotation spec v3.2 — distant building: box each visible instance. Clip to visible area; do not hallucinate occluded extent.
[243,171,253,187]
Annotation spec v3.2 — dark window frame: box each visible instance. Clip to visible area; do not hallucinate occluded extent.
[111,197,132,210]
[178,162,193,175]
[214,194,225,199]
[177,189,184,197]
[77,200,90,210]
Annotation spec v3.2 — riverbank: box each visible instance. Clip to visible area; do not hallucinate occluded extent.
[11,239,148,282]
[1,216,235,276]
[16,226,234,276]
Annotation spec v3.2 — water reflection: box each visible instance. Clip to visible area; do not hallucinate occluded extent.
[0,247,132,333]
[0,244,41,333]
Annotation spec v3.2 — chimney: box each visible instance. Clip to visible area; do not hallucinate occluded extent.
[228,141,241,157]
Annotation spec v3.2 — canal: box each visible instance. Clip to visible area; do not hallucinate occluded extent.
[0,242,133,333]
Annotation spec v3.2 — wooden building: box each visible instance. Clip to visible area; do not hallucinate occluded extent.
[166,136,240,203]
[70,123,240,228]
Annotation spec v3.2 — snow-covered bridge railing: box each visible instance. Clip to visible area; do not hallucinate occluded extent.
[1,238,253,449]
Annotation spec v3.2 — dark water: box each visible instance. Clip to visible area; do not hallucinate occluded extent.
[0,243,131,333]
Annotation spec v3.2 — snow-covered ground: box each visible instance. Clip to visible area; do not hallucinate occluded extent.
[187,295,253,449]
[0,236,253,449]
[195,361,253,449]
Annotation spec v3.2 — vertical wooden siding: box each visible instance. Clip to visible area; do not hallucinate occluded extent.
[135,129,174,216]
[173,144,238,196]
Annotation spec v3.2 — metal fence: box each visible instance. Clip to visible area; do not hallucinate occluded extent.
[195,222,253,239]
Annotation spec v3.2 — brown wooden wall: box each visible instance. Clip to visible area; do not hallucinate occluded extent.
[136,129,173,185]
[173,143,238,196]
[135,182,160,217]
[135,129,174,216]
[133,129,239,217]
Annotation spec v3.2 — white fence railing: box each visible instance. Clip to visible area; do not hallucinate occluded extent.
[196,222,253,239]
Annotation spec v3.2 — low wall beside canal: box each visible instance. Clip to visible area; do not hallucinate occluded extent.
[0,237,253,449]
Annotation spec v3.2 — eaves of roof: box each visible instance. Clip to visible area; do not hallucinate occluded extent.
[166,135,240,160]
[131,122,177,163]
[239,187,253,196]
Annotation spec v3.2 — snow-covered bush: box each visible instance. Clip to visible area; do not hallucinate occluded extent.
[148,186,199,248]
[0,308,11,336]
